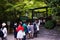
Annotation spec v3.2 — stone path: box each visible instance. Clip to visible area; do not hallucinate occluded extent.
[0,26,60,40]
[29,26,60,40]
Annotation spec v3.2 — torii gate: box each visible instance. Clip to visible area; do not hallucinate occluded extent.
[30,6,48,21]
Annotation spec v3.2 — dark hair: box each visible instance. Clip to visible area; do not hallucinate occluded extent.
[19,22,22,26]
[30,21,33,25]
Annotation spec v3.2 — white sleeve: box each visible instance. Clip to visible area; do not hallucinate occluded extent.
[3,28,7,37]
[4,28,7,34]
[38,20,40,26]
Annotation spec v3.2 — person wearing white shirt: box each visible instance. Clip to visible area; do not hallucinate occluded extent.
[1,23,7,40]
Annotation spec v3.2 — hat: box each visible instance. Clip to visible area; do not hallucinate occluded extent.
[2,23,6,26]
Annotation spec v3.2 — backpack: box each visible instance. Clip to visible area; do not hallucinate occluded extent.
[0,29,4,37]
[34,24,37,32]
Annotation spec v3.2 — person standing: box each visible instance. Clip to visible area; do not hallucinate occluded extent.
[27,22,31,39]
[16,22,24,40]
[22,21,28,40]
[13,22,17,40]
[36,20,40,33]
[1,23,7,40]
[29,22,34,38]
[33,20,37,37]
[0,27,4,40]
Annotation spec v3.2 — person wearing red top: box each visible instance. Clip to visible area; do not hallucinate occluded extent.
[16,25,24,32]
[16,23,25,40]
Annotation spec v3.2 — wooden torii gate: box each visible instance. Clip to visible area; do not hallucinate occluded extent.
[30,6,48,21]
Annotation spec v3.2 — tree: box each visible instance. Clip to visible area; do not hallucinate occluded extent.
[44,0,60,15]
[6,0,47,19]
[0,0,60,21]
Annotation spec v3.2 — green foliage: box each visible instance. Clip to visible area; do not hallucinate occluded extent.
[44,0,60,16]
[45,20,54,29]
[0,0,60,21]
[0,0,47,21]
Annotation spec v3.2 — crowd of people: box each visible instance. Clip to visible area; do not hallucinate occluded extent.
[13,19,45,40]
[0,18,45,40]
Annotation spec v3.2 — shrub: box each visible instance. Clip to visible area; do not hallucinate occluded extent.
[45,20,54,29]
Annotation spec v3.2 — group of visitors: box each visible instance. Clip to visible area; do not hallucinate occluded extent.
[0,18,45,40]
[13,18,45,40]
